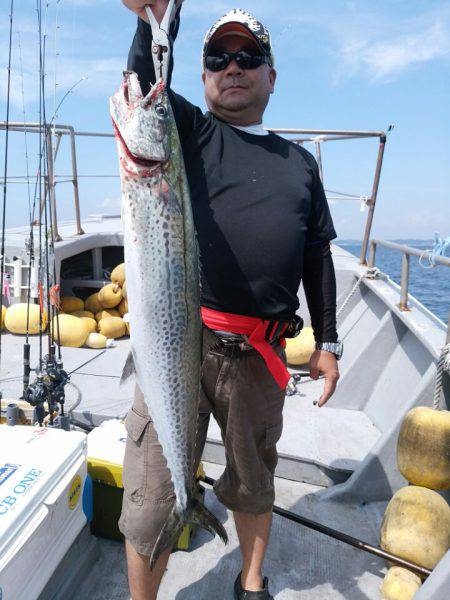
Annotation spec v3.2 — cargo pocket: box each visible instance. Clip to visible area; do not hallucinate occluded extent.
[122,409,151,505]
[265,421,283,449]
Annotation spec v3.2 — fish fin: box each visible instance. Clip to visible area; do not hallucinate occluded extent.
[149,497,228,569]
[120,351,136,386]
[189,496,228,544]
[150,504,184,569]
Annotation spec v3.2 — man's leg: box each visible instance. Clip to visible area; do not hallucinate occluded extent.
[120,370,213,600]
[119,387,177,600]
[233,510,273,592]
[204,340,287,596]
[125,542,171,600]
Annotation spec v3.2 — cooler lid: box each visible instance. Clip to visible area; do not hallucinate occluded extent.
[0,425,86,556]
[87,419,126,488]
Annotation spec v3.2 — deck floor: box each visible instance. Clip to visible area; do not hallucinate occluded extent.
[73,463,387,600]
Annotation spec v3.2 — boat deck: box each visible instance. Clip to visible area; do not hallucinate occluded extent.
[72,463,388,600]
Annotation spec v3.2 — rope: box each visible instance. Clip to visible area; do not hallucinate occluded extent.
[432,343,450,410]
[336,267,382,322]
[419,233,450,269]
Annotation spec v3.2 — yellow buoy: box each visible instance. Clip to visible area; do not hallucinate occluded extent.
[285,327,315,366]
[61,296,84,313]
[98,317,126,339]
[118,298,128,317]
[78,316,97,334]
[380,567,421,599]
[95,309,121,322]
[380,485,450,570]
[111,263,125,286]
[5,303,47,334]
[98,283,122,309]
[397,406,450,490]
[71,310,95,320]
[122,280,127,300]
[51,314,89,347]
[1,305,6,329]
[85,292,103,314]
[85,333,110,349]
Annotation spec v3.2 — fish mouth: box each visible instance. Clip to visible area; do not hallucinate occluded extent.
[113,122,163,169]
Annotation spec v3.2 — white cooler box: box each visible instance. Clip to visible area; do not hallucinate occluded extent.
[0,425,88,600]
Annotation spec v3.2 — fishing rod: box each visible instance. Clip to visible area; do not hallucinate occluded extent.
[22,0,69,429]
[17,29,39,400]
[0,0,15,407]
[200,475,432,580]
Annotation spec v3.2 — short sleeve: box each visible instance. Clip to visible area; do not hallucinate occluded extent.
[305,160,337,245]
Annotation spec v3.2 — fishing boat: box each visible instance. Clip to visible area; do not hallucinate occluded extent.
[0,112,449,599]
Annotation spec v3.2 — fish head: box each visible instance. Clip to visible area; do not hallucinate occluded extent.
[110,72,171,171]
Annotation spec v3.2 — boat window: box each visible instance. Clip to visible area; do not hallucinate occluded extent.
[102,246,124,279]
[61,250,94,280]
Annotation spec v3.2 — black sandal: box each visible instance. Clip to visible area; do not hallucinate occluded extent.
[233,572,274,600]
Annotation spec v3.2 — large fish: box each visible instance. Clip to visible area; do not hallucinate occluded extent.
[110,72,227,566]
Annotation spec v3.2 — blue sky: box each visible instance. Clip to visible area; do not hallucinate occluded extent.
[1,0,449,239]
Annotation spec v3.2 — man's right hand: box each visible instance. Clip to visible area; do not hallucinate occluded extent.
[122,0,170,25]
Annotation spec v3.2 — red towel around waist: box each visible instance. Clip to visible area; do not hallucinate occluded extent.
[201,307,290,390]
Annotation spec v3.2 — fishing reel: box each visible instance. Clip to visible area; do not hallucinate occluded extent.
[23,351,70,427]
[286,372,308,397]
[41,352,70,417]
[23,373,48,425]
[45,358,70,409]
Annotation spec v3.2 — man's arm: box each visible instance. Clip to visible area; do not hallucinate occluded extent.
[122,0,202,143]
[124,0,180,92]
[302,155,340,407]
[302,241,340,407]
[302,241,337,344]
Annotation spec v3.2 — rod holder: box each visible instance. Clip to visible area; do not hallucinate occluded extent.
[7,403,19,426]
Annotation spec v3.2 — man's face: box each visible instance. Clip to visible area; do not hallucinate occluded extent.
[202,34,276,126]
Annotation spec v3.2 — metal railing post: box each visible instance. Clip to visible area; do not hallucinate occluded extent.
[399,252,411,311]
[315,140,324,183]
[359,135,386,265]
[68,127,85,236]
[46,127,62,242]
[13,258,22,299]
[368,241,377,267]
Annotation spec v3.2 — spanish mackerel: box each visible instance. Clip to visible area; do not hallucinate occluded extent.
[110,72,227,565]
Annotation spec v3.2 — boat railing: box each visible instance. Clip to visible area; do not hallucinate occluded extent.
[368,239,450,313]
[1,121,386,261]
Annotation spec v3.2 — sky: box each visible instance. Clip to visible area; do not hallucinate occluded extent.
[0,0,449,240]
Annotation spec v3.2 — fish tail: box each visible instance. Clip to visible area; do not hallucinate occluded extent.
[189,496,228,544]
[149,497,228,569]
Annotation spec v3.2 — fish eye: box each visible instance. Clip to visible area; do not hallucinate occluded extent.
[155,104,167,118]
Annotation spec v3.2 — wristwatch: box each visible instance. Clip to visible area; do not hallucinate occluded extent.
[315,341,344,360]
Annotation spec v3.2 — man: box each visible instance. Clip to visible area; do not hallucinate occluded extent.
[120,2,342,599]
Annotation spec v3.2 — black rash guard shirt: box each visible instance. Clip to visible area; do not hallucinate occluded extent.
[127,16,338,342]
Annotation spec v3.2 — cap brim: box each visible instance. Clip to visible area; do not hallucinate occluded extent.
[207,22,262,52]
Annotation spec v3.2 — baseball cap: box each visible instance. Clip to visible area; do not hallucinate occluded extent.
[203,9,275,67]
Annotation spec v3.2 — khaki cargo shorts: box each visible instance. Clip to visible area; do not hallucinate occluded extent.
[118,326,286,556]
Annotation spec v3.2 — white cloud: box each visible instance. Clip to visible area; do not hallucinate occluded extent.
[332,5,450,83]
[339,21,450,82]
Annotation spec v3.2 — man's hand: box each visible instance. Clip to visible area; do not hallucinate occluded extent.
[122,0,169,24]
[309,350,340,407]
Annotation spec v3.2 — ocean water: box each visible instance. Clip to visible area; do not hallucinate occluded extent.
[338,240,449,325]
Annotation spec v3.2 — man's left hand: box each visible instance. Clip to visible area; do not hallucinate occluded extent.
[309,350,340,407]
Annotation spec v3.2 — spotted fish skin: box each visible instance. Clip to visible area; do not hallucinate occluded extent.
[110,72,227,565]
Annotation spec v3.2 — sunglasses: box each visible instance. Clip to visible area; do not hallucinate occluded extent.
[204,50,271,72]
